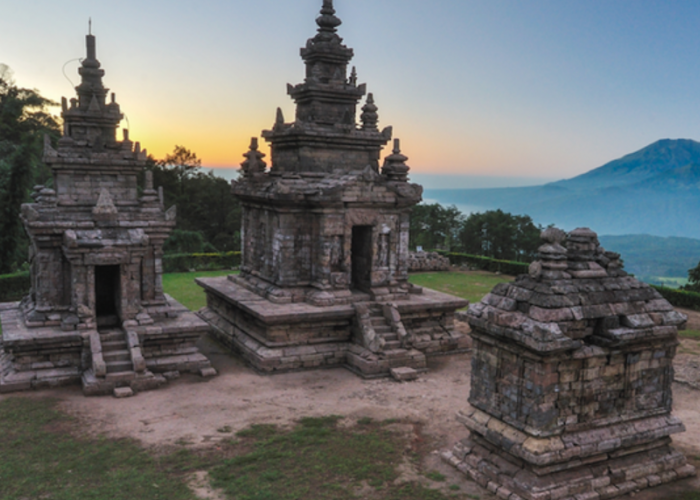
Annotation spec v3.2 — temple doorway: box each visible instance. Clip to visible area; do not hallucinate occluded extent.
[351,226,372,292]
[95,265,120,328]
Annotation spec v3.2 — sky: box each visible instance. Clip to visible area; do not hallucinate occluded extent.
[3,0,700,185]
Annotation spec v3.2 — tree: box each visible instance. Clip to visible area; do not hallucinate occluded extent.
[149,146,241,253]
[409,203,464,251]
[158,145,201,195]
[0,65,60,273]
[683,262,700,292]
[458,209,541,262]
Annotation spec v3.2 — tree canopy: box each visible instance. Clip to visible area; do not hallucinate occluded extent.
[0,65,60,273]
[149,146,241,253]
[410,203,543,262]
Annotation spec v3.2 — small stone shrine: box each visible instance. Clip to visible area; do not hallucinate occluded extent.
[443,227,696,499]
[0,33,215,396]
[197,0,468,379]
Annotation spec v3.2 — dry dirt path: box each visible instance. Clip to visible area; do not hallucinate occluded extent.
[3,314,700,499]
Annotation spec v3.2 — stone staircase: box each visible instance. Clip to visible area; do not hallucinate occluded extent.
[368,304,402,350]
[100,329,132,375]
[81,328,164,397]
[347,302,425,380]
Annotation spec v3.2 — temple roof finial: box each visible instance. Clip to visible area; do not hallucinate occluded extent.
[241,137,267,179]
[316,0,342,35]
[89,17,92,35]
[381,138,410,182]
[361,93,378,130]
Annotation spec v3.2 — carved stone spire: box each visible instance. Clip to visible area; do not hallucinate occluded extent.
[316,0,342,38]
[381,139,410,182]
[240,138,267,179]
[360,93,378,130]
[260,1,392,174]
[60,32,124,149]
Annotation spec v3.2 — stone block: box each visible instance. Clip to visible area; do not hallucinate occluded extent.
[390,366,418,381]
[113,386,134,398]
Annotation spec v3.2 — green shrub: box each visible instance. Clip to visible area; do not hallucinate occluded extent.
[652,285,700,311]
[0,270,30,302]
[439,251,530,276]
[162,251,241,273]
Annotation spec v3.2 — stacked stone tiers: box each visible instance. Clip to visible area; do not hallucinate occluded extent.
[1,296,213,394]
[444,227,696,499]
[197,275,468,377]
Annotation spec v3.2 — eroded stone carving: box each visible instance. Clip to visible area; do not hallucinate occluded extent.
[197,0,469,380]
[443,227,696,499]
[0,33,215,396]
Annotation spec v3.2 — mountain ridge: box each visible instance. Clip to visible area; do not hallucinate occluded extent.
[549,138,700,190]
[423,138,700,239]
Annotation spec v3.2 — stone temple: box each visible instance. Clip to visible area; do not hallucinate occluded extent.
[197,0,468,379]
[443,227,696,499]
[0,33,215,396]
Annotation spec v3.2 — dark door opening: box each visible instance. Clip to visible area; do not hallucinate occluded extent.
[95,265,120,328]
[351,226,373,292]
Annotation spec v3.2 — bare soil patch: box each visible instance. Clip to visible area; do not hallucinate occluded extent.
[3,319,700,498]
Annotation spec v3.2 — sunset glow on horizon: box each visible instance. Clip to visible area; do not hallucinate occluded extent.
[4,0,700,181]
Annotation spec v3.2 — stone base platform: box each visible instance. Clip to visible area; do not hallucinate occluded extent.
[0,296,216,396]
[81,368,166,397]
[442,406,697,500]
[196,275,469,378]
[444,437,695,500]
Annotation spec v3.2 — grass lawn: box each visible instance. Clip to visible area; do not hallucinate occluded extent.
[0,398,466,500]
[408,270,513,306]
[680,329,700,339]
[0,397,197,500]
[162,270,234,311]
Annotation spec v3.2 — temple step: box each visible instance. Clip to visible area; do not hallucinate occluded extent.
[103,349,130,363]
[101,340,127,352]
[96,328,135,375]
[106,360,133,374]
[99,330,124,342]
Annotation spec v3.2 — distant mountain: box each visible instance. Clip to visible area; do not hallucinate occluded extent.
[598,234,700,280]
[551,139,700,190]
[425,138,700,239]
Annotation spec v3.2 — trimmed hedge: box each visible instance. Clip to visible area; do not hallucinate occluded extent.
[439,251,530,277]
[162,251,241,273]
[651,285,700,311]
[0,271,30,303]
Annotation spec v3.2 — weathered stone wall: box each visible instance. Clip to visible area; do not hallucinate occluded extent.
[470,336,675,436]
[238,200,413,302]
[55,170,139,206]
[444,227,695,499]
[408,251,450,272]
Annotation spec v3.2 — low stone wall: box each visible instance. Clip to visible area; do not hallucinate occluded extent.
[408,251,450,272]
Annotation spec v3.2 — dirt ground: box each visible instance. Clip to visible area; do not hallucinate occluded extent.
[4,313,700,499]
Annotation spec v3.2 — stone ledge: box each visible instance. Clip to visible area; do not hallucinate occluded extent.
[457,406,686,468]
[443,437,696,500]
